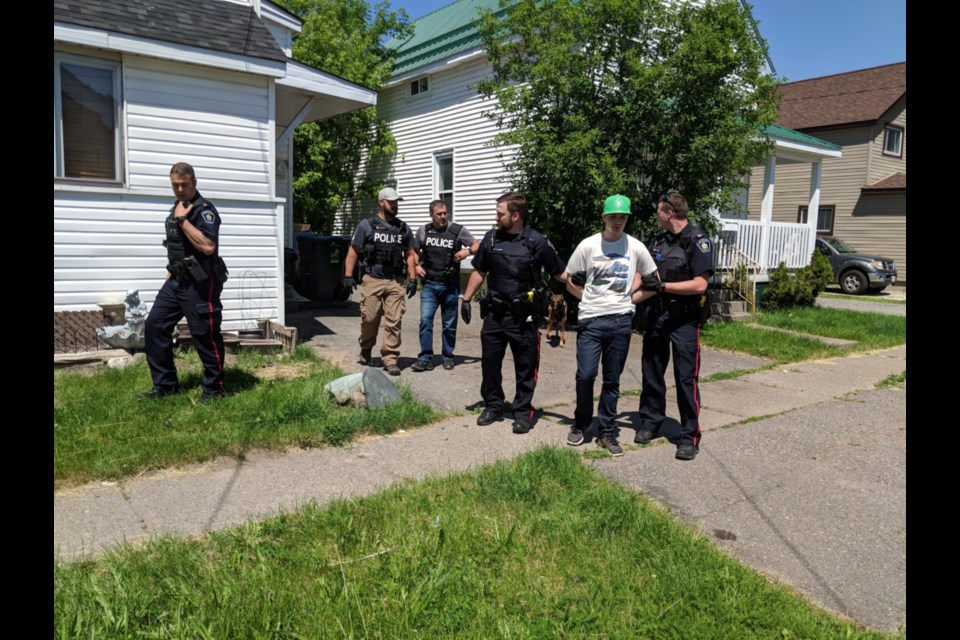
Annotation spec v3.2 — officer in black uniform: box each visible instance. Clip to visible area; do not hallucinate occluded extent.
[141,162,228,402]
[636,191,714,460]
[460,192,567,434]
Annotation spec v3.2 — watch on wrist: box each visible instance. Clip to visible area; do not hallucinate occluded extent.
[175,216,187,226]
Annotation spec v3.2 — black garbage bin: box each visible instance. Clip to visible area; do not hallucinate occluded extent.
[296,235,351,302]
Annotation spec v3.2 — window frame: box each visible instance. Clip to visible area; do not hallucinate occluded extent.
[797,204,836,236]
[882,124,903,158]
[409,76,430,98]
[433,150,454,218]
[54,52,124,184]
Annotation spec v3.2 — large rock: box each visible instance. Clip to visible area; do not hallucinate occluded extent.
[322,368,402,409]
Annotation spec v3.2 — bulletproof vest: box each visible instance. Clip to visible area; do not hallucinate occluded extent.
[363,216,408,270]
[421,223,462,281]
[651,226,706,295]
[486,228,540,297]
[164,197,217,265]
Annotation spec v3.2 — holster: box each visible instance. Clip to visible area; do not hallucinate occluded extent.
[212,256,229,284]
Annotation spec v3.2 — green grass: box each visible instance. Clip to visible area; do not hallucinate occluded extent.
[876,370,907,388]
[701,307,906,364]
[54,347,441,489]
[54,447,895,639]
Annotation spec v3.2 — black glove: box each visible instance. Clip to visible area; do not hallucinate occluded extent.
[343,277,356,291]
[571,271,587,287]
[641,273,665,292]
[460,299,472,324]
[406,280,418,298]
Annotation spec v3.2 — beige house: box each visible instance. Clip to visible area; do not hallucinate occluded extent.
[746,62,907,283]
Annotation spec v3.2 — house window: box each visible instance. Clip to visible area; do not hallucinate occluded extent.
[409,77,429,97]
[435,151,453,216]
[798,205,835,235]
[54,54,122,181]
[883,125,903,157]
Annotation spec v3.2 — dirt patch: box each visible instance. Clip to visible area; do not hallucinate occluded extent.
[255,361,313,381]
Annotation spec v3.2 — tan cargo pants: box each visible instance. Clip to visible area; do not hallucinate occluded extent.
[359,276,406,367]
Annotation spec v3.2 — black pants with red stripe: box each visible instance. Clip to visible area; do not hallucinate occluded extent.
[637,310,702,447]
[145,276,225,395]
[480,310,541,422]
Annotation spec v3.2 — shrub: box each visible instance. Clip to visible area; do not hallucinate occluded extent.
[761,251,833,311]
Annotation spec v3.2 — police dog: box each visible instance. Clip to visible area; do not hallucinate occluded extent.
[545,294,567,346]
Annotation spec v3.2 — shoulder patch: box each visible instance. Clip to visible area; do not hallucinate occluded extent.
[201,210,216,224]
[696,239,711,254]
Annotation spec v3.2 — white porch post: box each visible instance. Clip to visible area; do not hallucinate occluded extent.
[806,160,823,263]
[759,155,776,272]
[276,203,286,326]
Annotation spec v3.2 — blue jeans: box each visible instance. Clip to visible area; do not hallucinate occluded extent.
[574,312,633,437]
[419,279,460,360]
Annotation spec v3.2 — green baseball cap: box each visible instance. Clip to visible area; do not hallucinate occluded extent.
[603,194,632,215]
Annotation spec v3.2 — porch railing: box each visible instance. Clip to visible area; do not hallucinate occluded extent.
[714,220,812,273]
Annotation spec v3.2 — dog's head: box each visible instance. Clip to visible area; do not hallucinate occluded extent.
[549,294,566,314]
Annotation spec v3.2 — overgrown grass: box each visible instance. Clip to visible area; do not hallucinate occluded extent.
[701,307,906,364]
[54,447,895,639]
[54,347,440,489]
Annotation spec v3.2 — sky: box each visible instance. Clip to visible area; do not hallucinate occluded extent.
[389,0,906,82]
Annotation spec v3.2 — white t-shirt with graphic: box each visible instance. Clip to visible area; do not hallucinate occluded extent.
[566,232,657,321]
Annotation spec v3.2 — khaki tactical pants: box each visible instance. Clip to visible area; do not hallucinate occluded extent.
[359,276,406,367]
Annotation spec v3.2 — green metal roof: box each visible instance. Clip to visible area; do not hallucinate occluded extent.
[387,0,509,77]
[763,123,840,151]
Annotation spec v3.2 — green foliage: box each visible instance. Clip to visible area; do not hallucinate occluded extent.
[761,251,834,311]
[275,0,412,233]
[475,0,779,256]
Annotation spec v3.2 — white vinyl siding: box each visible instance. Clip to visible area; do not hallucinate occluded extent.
[125,57,272,199]
[54,53,282,330]
[352,56,514,237]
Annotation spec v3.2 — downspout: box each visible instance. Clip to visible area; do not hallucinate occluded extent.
[759,155,776,274]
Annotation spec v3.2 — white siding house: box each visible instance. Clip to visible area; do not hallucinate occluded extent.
[54,0,376,334]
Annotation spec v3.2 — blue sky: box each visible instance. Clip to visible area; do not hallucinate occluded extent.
[389,0,906,82]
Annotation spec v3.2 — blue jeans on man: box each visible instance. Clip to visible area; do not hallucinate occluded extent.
[574,312,633,437]
[418,278,460,362]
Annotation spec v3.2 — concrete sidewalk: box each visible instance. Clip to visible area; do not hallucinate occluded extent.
[54,296,906,633]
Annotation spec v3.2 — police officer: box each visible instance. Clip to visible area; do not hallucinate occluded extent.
[460,192,567,434]
[141,162,228,402]
[410,200,480,371]
[343,187,417,376]
[636,191,714,460]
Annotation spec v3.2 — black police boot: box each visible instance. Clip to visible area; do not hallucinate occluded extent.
[675,444,699,461]
[138,385,179,400]
[476,408,503,426]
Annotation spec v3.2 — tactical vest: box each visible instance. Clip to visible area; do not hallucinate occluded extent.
[164,197,218,266]
[421,222,462,281]
[486,227,541,297]
[363,216,408,271]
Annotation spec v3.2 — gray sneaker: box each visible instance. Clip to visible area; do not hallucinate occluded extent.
[597,436,624,457]
[442,358,455,370]
[411,359,434,372]
[567,428,585,446]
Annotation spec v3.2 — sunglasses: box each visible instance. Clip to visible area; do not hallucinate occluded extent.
[659,193,675,212]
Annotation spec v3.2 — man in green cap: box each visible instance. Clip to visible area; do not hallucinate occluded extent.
[562,194,659,456]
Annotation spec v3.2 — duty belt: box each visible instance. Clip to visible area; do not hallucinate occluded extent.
[649,296,698,316]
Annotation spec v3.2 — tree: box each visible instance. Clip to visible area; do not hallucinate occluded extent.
[475,0,780,255]
[275,0,411,234]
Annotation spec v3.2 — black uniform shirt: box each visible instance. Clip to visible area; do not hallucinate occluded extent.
[650,223,714,290]
[165,191,220,262]
[473,226,566,297]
